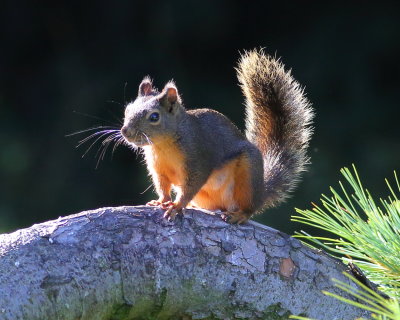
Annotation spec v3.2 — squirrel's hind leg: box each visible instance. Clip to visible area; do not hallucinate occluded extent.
[220,155,254,224]
[221,150,264,224]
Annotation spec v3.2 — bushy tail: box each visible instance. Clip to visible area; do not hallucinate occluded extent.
[236,49,314,208]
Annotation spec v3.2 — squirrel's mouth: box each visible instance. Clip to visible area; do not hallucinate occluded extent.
[124,137,150,147]
[121,128,151,147]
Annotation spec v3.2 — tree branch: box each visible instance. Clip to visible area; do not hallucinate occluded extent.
[0,206,367,319]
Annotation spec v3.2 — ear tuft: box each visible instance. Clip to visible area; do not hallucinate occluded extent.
[138,76,154,96]
[163,81,181,104]
[166,87,177,104]
[158,80,182,113]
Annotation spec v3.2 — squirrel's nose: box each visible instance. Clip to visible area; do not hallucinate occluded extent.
[121,126,130,138]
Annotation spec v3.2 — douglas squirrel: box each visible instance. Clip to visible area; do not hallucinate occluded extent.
[121,49,314,223]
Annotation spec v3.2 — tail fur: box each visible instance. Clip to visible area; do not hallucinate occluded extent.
[236,49,314,208]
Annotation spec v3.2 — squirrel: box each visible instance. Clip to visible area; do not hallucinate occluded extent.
[121,49,314,224]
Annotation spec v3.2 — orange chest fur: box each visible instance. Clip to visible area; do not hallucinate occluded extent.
[143,136,186,186]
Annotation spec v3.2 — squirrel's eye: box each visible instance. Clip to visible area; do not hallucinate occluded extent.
[149,112,160,123]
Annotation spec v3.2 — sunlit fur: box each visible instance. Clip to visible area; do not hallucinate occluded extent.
[71,49,314,224]
[121,80,184,148]
[142,135,187,200]
[237,49,314,208]
[191,153,253,214]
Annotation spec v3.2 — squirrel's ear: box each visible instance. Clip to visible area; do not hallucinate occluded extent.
[138,76,155,96]
[159,81,182,112]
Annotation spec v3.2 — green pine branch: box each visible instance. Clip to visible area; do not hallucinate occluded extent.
[290,165,400,319]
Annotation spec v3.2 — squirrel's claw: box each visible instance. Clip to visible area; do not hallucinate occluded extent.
[221,211,249,224]
[163,202,183,221]
[160,201,174,209]
[147,199,183,221]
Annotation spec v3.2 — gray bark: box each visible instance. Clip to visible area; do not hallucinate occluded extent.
[0,206,367,320]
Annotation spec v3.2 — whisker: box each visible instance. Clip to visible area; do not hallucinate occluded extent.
[102,132,121,145]
[66,126,118,137]
[95,142,111,169]
[112,136,125,156]
[81,131,117,158]
[77,130,119,147]
[140,184,153,195]
[95,133,121,168]
[141,132,153,145]
[97,144,109,167]
[95,132,121,164]
[99,133,121,153]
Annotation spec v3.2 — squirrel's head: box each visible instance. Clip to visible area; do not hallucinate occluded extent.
[121,77,185,147]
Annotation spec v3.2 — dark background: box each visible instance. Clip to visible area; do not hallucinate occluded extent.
[1,1,399,234]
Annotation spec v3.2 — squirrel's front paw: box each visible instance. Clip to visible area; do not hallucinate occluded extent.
[146,198,172,207]
[146,200,161,206]
[221,211,250,224]
[163,202,183,221]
